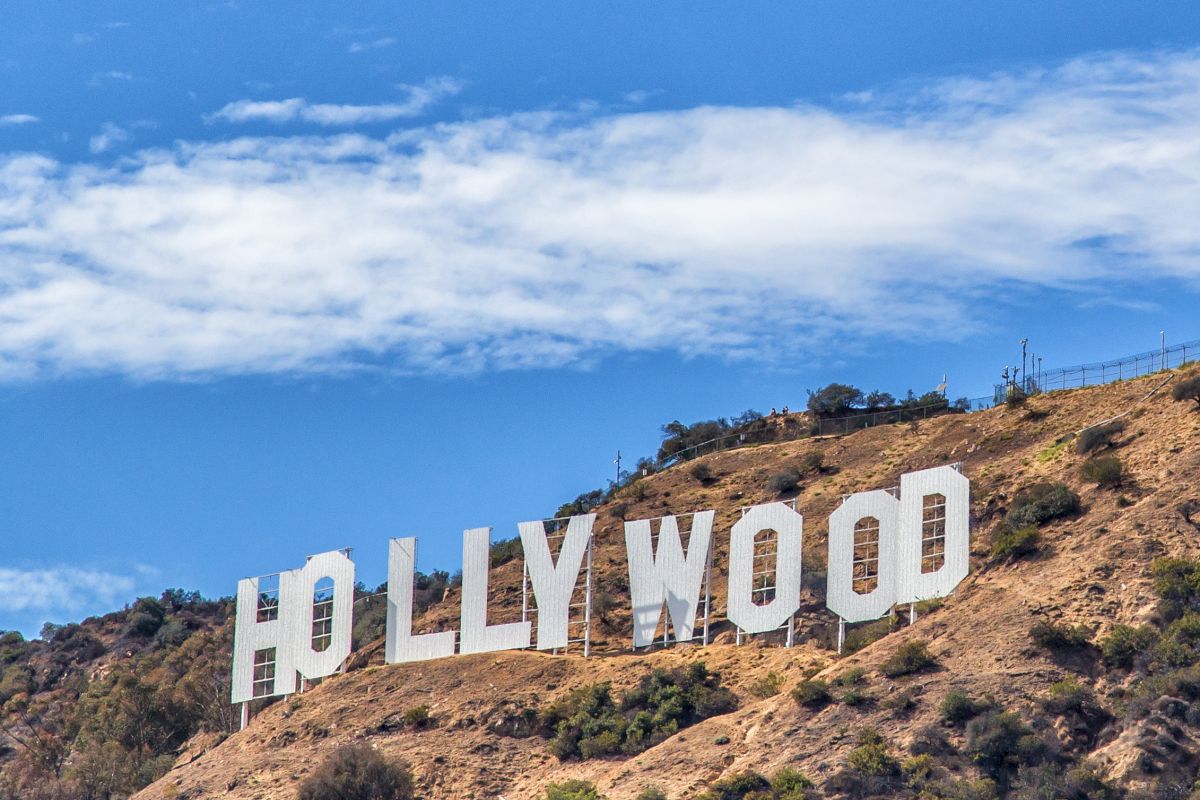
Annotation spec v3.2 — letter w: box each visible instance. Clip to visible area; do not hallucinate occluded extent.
[624,511,714,648]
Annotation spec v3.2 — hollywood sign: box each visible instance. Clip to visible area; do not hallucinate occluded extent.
[231,464,968,706]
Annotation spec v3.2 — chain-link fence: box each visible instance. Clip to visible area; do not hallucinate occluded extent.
[997,338,1200,402]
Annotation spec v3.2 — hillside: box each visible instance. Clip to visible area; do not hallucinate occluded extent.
[36,369,1200,798]
[131,368,1200,800]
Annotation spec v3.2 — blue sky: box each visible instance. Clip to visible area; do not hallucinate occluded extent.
[1,2,1199,636]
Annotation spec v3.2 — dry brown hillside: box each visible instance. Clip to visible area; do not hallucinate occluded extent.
[136,369,1200,800]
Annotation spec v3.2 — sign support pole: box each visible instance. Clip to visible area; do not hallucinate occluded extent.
[240,702,249,731]
[702,537,713,646]
[837,617,845,655]
[583,534,593,658]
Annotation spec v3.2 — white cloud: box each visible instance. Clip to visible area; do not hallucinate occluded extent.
[349,36,397,53]
[0,114,38,126]
[88,122,129,153]
[0,50,1198,379]
[0,566,135,614]
[88,70,134,87]
[209,77,463,125]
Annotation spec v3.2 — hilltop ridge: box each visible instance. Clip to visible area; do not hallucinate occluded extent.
[127,367,1200,799]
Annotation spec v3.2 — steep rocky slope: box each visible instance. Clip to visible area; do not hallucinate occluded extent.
[136,369,1200,800]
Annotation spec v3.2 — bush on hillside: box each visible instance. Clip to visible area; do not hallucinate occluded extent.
[1006,483,1081,528]
[690,462,716,485]
[749,671,784,698]
[544,779,604,800]
[1030,621,1091,653]
[1152,613,1200,669]
[696,771,771,800]
[296,744,414,800]
[1075,421,1125,455]
[1039,679,1099,716]
[965,711,1047,778]
[1100,624,1158,670]
[990,525,1041,561]
[1172,374,1200,408]
[635,788,668,800]
[1081,455,1124,488]
[880,640,936,678]
[843,616,901,653]
[799,451,825,474]
[1009,764,1119,800]
[769,470,802,495]
[941,690,995,726]
[1151,556,1200,619]
[540,664,736,760]
[791,679,832,709]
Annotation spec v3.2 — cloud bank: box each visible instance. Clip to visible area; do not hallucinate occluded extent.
[0,566,135,614]
[0,50,1198,379]
[210,76,463,125]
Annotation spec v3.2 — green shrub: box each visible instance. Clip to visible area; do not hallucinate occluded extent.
[990,525,1041,561]
[940,690,993,725]
[799,451,825,474]
[1039,679,1095,715]
[696,771,771,800]
[1081,456,1124,488]
[749,671,784,698]
[1151,556,1200,619]
[544,779,604,800]
[635,788,668,800]
[1009,764,1119,800]
[769,470,802,495]
[1075,421,1124,455]
[841,686,873,706]
[1100,624,1158,669]
[296,744,414,800]
[689,462,715,485]
[1029,621,1091,652]
[832,666,866,686]
[402,705,431,729]
[880,640,935,678]
[770,767,814,799]
[790,679,831,709]
[541,664,736,760]
[843,616,900,653]
[847,728,899,777]
[1171,374,1200,408]
[965,711,1046,778]
[1007,483,1081,528]
[882,686,921,716]
[1153,613,1200,669]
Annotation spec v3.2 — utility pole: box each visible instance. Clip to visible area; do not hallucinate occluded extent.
[614,450,622,486]
[1020,338,1028,393]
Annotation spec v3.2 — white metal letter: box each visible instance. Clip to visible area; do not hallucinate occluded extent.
[386,538,457,663]
[459,527,532,655]
[231,571,298,703]
[726,503,803,634]
[624,511,714,647]
[896,465,970,604]
[290,550,355,681]
[827,490,898,623]
[519,514,594,651]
